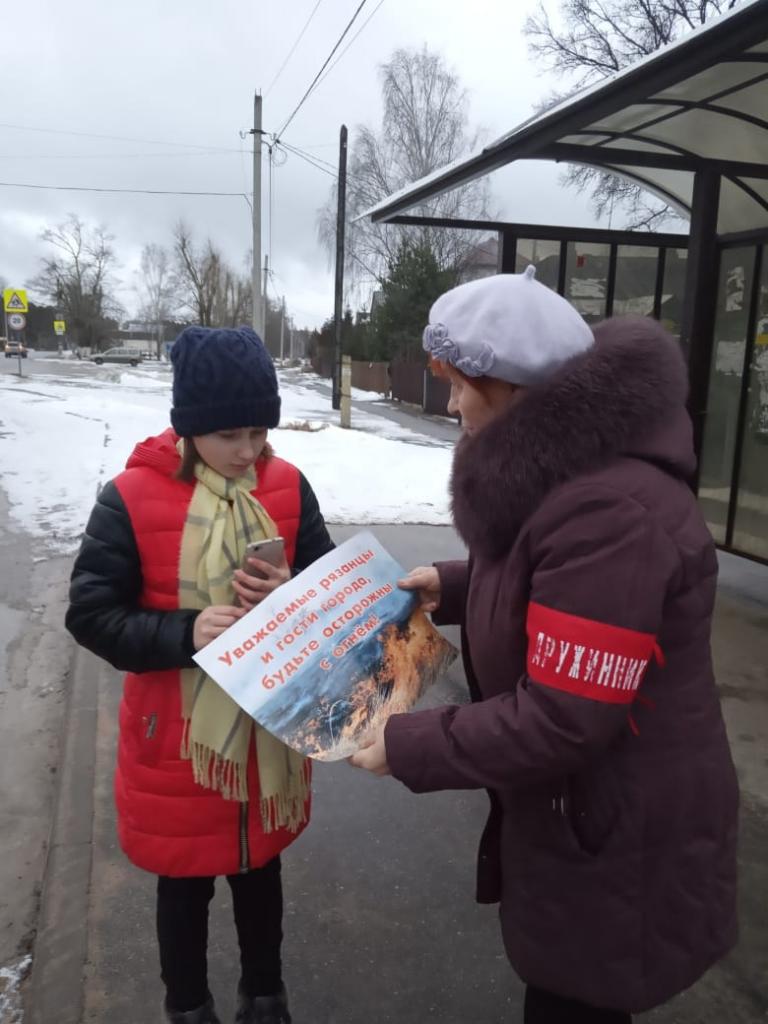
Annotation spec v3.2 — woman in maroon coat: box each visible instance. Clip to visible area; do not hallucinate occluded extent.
[352,269,739,1023]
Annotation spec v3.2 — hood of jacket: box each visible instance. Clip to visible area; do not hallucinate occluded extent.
[450,315,694,558]
[125,426,181,477]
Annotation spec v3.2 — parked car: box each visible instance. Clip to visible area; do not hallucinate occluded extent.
[91,347,143,367]
[4,338,27,359]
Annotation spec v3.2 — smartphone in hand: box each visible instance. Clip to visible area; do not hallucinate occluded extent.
[241,537,285,579]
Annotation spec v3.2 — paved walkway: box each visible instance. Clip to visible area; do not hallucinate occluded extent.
[25,524,768,1024]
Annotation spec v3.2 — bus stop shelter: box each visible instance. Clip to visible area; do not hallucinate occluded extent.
[364,0,768,562]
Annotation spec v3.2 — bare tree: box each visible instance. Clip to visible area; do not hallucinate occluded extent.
[31,214,121,349]
[172,222,252,328]
[525,0,741,228]
[211,266,251,327]
[136,243,177,357]
[173,222,221,326]
[318,46,494,289]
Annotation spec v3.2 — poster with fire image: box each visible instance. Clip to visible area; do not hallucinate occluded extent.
[193,531,458,760]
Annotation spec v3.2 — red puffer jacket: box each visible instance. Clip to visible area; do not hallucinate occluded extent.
[66,428,335,877]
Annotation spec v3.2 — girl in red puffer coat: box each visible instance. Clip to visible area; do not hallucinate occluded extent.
[67,326,334,1024]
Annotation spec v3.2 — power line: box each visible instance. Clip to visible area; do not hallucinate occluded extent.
[277,140,379,210]
[264,0,325,98]
[0,150,239,161]
[266,148,382,282]
[0,121,242,153]
[278,140,337,178]
[280,140,337,173]
[275,0,371,142]
[313,0,385,92]
[0,180,247,198]
[238,130,253,212]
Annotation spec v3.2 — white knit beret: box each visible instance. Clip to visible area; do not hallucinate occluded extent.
[423,266,595,385]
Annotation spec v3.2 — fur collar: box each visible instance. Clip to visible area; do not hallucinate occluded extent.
[450,316,690,558]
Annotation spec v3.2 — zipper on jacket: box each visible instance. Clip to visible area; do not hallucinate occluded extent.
[239,801,250,873]
[144,713,157,740]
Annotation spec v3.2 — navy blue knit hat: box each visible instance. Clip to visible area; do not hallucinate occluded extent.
[170,325,281,436]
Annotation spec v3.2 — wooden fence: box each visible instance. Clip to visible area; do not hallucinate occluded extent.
[351,361,390,395]
[308,354,454,418]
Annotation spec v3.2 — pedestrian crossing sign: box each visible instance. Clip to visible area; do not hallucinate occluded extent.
[3,289,28,313]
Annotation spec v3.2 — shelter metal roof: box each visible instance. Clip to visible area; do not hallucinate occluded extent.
[365,0,768,236]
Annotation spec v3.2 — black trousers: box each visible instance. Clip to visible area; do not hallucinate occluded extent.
[525,986,631,1024]
[156,856,283,1012]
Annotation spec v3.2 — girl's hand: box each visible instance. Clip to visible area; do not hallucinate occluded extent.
[348,731,390,777]
[193,605,246,650]
[397,566,441,613]
[232,555,291,611]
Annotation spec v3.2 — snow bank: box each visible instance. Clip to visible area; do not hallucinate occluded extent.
[0,365,452,551]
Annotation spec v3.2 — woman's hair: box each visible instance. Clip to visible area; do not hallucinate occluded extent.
[175,436,274,482]
[428,355,460,381]
[429,355,476,385]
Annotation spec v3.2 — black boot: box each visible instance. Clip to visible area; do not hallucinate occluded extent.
[234,984,291,1024]
[164,993,222,1024]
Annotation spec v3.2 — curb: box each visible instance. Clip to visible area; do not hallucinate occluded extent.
[26,644,99,1024]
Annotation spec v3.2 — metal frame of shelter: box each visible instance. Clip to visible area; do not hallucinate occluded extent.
[365,0,768,563]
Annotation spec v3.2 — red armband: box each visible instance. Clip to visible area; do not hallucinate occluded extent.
[526,602,658,705]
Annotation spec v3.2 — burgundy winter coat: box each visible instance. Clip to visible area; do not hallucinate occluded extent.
[385,317,739,1013]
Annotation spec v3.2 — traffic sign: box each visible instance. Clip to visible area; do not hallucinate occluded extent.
[53,319,66,335]
[8,313,25,331]
[3,288,28,313]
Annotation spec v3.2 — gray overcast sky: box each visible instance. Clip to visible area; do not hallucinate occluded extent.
[1,0,612,329]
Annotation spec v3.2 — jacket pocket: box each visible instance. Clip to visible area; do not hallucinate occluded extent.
[134,709,163,765]
[123,671,178,767]
[564,768,622,857]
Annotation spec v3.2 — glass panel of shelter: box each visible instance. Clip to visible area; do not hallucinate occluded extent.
[515,239,560,290]
[732,247,768,560]
[564,242,610,325]
[659,249,688,340]
[698,247,757,544]
[613,246,659,318]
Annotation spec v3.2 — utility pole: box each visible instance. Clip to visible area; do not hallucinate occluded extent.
[251,92,264,339]
[262,253,269,350]
[279,296,285,363]
[332,124,348,411]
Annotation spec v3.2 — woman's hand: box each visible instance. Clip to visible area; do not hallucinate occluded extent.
[193,605,246,650]
[398,566,441,613]
[232,554,291,611]
[348,730,390,776]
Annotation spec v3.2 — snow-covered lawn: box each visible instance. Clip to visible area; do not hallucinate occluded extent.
[0,362,454,551]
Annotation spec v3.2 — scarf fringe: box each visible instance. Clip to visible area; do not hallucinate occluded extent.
[183,720,311,833]
[260,759,311,834]
[183,726,249,803]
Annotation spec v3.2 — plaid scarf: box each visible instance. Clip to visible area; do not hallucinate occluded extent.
[177,447,310,832]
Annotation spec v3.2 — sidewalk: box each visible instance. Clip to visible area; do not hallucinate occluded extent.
[286,369,461,446]
[24,524,768,1024]
[0,488,75,1024]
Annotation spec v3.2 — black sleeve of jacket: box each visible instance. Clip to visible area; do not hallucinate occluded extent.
[293,471,335,572]
[65,480,199,673]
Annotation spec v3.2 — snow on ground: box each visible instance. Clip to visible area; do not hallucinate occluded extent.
[0,954,31,1024]
[0,362,453,552]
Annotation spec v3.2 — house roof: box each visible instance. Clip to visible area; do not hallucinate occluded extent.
[364,0,768,235]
